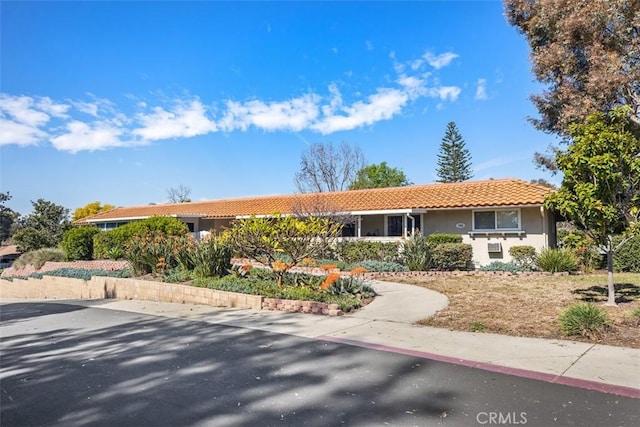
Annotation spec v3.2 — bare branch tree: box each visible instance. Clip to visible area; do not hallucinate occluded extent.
[166,185,192,203]
[294,142,365,193]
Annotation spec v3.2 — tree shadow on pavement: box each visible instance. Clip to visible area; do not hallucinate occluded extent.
[1,302,638,427]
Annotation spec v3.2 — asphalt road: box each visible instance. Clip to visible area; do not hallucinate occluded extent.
[1,302,638,427]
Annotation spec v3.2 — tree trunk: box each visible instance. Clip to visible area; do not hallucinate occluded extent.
[605,248,617,306]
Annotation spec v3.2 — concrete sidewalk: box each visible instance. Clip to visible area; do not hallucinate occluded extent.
[2,279,639,398]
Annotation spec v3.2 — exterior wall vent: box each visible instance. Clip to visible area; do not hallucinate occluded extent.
[487,242,502,253]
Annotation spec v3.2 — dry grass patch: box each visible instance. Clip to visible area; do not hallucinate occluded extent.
[372,272,640,349]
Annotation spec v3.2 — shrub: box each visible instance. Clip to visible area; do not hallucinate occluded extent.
[164,267,194,283]
[426,233,462,245]
[189,236,232,279]
[559,229,603,272]
[93,216,189,260]
[613,234,640,272]
[334,240,401,263]
[13,248,66,269]
[558,303,609,338]
[430,243,472,271]
[402,232,431,271]
[508,245,537,270]
[479,261,525,273]
[355,260,409,272]
[124,231,193,276]
[60,227,100,261]
[536,248,578,272]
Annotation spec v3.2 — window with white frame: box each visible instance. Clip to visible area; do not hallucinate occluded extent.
[473,209,520,230]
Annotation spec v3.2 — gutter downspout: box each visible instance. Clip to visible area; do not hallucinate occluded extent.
[406,213,415,238]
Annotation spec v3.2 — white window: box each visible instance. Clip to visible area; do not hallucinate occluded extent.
[473,209,520,230]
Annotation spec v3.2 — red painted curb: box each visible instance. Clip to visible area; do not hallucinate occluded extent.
[319,335,640,399]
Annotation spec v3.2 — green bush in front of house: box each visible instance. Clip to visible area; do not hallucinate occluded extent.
[60,226,100,261]
[430,243,473,271]
[508,245,537,271]
[536,247,578,273]
[93,216,189,260]
[559,303,609,339]
[13,248,66,269]
[613,234,640,272]
[402,232,431,271]
[334,240,401,263]
[426,233,463,245]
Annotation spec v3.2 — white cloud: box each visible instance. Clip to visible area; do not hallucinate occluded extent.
[331,47,338,54]
[50,121,132,153]
[365,40,374,51]
[428,86,461,102]
[475,78,488,100]
[0,94,50,127]
[422,51,458,69]
[133,99,217,140]
[0,118,47,146]
[220,94,320,132]
[36,97,70,118]
[312,88,408,134]
[73,101,100,116]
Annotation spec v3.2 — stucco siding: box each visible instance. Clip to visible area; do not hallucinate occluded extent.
[422,207,550,267]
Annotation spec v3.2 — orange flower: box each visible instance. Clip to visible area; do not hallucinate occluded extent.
[271,260,291,272]
[241,264,253,271]
[302,257,317,267]
[320,272,341,290]
[322,264,338,271]
[350,267,367,275]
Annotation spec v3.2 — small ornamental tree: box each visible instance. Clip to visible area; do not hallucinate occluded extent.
[545,107,640,306]
[227,213,343,287]
[436,122,473,182]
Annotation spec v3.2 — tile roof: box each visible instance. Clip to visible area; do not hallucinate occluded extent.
[80,179,553,223]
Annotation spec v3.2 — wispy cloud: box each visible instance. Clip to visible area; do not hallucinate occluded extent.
[411,51,459,71]
[475,78,487,100]
[0,48,463,152]
[365,40,374,51]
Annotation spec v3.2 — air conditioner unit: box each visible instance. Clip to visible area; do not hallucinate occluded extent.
[487,242,502,253]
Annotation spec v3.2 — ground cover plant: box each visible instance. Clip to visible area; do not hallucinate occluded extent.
[372,272,640,348]
[193,265,375,312]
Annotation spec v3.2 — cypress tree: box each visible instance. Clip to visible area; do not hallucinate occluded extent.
[436,121,473,182]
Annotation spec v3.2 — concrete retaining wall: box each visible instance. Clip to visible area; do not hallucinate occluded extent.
[0,276,263,310]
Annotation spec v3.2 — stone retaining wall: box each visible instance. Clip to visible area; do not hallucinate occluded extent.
[262,298,343,316]
[0,276,263,310]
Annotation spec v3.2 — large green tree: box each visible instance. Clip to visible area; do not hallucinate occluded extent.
[436,122,473,183]
[0,192,19,243]
[349,162,412,190]
[12,199,71,252]
[545,108,640,306]
[505,0,640,135]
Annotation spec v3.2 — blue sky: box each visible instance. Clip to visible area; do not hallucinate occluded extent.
[0,0,560,215]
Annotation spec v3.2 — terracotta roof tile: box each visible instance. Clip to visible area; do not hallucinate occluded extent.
[80,179,552,223]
